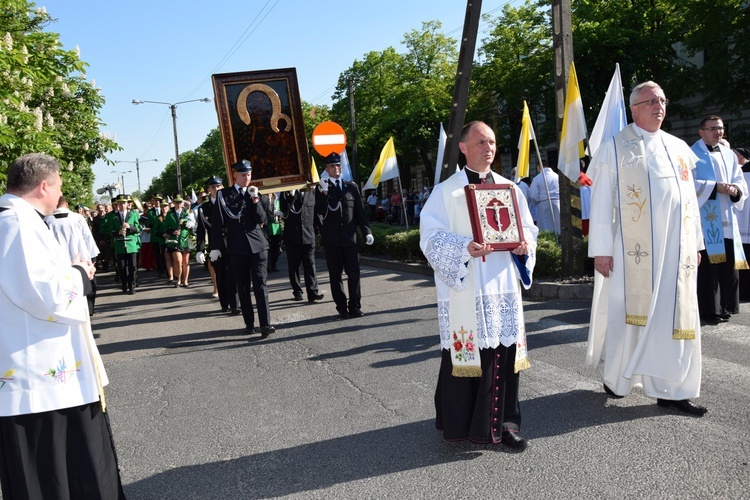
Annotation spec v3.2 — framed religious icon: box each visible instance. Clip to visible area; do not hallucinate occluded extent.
[464,183,525,250]
[212,68,311,194]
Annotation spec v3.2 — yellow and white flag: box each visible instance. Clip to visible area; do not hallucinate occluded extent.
[559,62,588,182]
[364,137,399,190]
[516,100,536,181]
[310,157,320,183]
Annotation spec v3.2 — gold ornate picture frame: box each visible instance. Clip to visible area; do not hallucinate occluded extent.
[464,183,525,250]
[212,68,311,193]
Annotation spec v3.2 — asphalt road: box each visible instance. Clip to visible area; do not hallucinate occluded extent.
[83,255,749,499]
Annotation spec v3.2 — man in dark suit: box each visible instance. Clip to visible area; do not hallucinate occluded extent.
[209,160,275,338]
[196,175,240,315]
[315,152,374,319]
[280,188,325,303]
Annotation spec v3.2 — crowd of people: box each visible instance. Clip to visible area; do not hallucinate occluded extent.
[3,78,750,498]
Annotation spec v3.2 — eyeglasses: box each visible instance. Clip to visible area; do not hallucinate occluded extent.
[701,126,725,132]
[633,98,669,107]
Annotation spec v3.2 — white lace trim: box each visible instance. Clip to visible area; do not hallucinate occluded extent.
[423,230,472,291]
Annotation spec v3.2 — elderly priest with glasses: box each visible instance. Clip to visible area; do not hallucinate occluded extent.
[586,81,708,416]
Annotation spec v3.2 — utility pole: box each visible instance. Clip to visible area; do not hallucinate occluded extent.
[551,0,578,275]
[440,0,483,182]
[348,78,359,184]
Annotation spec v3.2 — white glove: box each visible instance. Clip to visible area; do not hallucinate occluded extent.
[196,252,206,265]
[274,210,284,217]
[318,178,329,193]
[209,249,222,262]
[365,234,374,246]
[247,186,259,199]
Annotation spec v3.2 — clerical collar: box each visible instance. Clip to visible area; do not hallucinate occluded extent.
[633,123,661,139]
[464,167,491,185]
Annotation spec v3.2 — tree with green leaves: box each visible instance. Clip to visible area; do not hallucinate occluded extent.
[330,21,458,185]
[0,0,119,206]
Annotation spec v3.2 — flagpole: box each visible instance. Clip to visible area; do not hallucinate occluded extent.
[397,176,410,230]
[532,134,558,235]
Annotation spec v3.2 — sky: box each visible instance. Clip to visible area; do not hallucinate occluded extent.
[39,0,518,195]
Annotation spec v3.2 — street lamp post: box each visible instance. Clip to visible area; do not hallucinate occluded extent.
[115,158,157,193]
[131,98,211,195]
[110,170,132,194]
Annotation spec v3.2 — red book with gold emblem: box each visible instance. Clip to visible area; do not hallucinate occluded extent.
[464,183,525,251]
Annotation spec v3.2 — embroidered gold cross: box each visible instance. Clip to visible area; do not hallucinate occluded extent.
[458,326,469,344]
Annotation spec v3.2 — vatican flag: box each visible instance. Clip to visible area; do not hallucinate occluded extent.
[364,137,399,190]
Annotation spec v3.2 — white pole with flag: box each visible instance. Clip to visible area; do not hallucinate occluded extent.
[588,63,627,158]
[310,157,320,183]
[364,137,408,228]
[434,123,447,187]
[340,149,353,182]
[515,101,536,182]
[363,137,399,190]
[558,61,588,182]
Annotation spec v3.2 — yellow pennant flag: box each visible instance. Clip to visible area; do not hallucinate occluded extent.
[559,61,588,182]
[364,137,399,190]
[516,101,536,180]
[310,157,320,183]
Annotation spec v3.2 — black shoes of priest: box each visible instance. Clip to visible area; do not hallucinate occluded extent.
[656,398,708,416]
[603,384,624,399]
[308,292,325,303]
[501,431,528,451]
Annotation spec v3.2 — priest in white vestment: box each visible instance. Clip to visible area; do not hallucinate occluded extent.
[586,81,708,416]
[0,154,126,498]
[421,121,537,450]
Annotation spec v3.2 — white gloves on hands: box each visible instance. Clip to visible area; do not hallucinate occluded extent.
[365,234,374,246]
[318,178,329,193]
[196,252,206,265]
[247,186,259,199]
[209,249,222,262]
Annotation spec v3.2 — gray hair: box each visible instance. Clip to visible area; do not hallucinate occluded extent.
[629,81,662,106]
[7,153,61,195]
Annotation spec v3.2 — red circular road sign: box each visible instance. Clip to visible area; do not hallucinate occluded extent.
[312,121,347,157]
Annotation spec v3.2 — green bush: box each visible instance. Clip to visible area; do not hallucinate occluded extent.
[535,231,563,278]
[361,223,424,262]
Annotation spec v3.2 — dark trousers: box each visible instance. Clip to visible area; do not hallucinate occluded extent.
[230,250,271,328]
[740,242,750,302]
[0,402,126,499]
[435,345,520,443]
[698,238,740,319]
[116,252,137,292]
[268,234,282,271]
[286,242,319,299]
[215,254,238,311]
[153,241,167,275]
[324,245,361,313]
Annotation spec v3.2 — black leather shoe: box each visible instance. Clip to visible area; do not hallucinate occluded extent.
[337,308,350,319]
[261,325,276,339]
[245,326,255,334]
[604,384,624,399]
[308,292,325,303]
[127,289,135,295]
[349,308,364,318]
[221,307,229,313]
[230,309,242,315]
[656,398,708,416]
[501,431,528,451]
[293,294,304,301]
